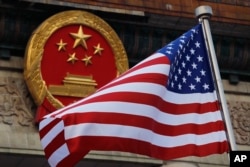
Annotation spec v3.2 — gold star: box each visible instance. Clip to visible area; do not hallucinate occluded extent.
[70,26,91,49]
[82,55,92,66]
[93,43,104,55]
[67,53,78,64]
[56,39,67,51]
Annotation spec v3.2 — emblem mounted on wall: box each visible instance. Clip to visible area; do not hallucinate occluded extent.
[24,10,129,122]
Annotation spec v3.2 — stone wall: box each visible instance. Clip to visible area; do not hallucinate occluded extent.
[224,80,250,149]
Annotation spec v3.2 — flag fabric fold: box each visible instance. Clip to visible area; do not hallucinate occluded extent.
[39,24,229,167]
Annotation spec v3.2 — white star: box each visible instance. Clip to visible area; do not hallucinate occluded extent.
[171,81,174,88]
[203,83,209,90]
[178,68,182,74]
[195,41,200,48]
[189,84,196,90]
[182,77,187,83]
[166,50,172,55]
[200,69,206,76]
[191,29,196,33]
[174,75,178,81]
[182,61,186,68]
[190,48,195,55]
[187,70,192,76]
[186,55,190,61]
[178,83,182,90]
[197,55,203,62]
[181,35,186,39]
[191,62,197,69]
[195,76,201,83]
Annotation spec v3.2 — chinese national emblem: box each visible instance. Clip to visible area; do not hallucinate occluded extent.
[24,11,129,122]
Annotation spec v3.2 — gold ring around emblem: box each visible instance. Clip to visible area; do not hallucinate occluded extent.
[24,10,129,109]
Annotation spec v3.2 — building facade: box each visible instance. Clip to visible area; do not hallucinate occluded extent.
[1,0,250,166]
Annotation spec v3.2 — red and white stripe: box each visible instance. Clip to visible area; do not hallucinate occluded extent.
[39,53,228,167]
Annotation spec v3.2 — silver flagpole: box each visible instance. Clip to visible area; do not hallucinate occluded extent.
[195,5,237,151]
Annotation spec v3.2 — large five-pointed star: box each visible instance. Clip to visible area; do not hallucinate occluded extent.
[70,26,91,49]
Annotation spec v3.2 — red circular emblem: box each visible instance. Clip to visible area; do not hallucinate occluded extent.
[24,11,128,121]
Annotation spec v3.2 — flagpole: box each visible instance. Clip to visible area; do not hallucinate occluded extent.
[194,5,237,151]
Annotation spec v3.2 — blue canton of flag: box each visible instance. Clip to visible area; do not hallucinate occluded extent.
[158,24,214,94]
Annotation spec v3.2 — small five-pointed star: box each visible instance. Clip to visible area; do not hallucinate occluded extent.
[67,53,78,64]
[82,55,92,66]
[56,39,67,51]
[93,43,104,55]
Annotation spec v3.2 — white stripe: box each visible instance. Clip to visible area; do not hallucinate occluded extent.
[165,90,218,104]
[65,123,227,147]
[133,53,165,66]
[40,119,64,148]
[100,63,170,89]
[48,143,70,167]
[56,101,222,126]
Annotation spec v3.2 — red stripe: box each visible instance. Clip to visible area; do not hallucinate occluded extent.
[63,112,226,136]
[66,136,228,162]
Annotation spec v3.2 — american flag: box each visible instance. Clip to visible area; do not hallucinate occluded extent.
[39,24,229,167]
